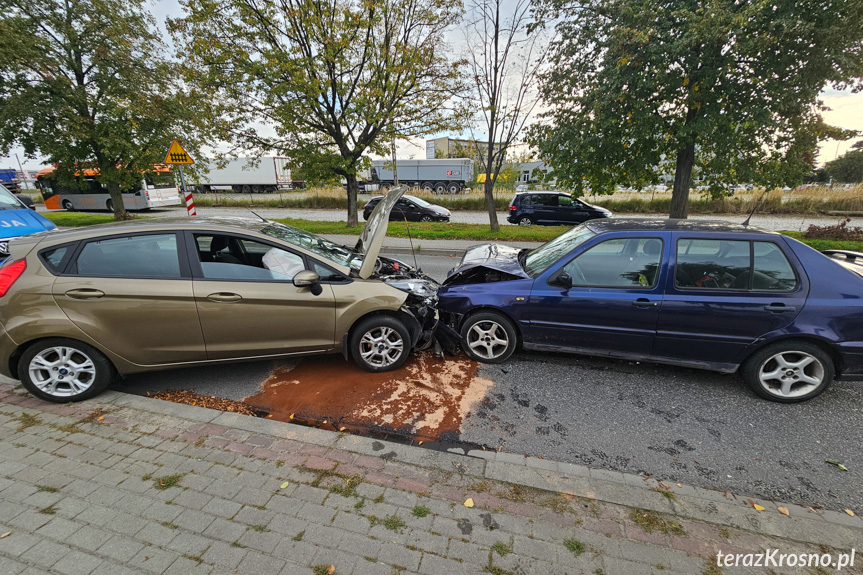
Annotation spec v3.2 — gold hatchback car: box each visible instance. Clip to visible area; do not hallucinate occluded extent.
[0,187,439,402]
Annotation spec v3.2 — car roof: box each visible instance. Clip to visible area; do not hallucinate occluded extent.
[584,218,774,235]
[515,191,568,196]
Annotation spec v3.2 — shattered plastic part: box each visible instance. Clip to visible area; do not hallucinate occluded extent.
[442,243,530,286]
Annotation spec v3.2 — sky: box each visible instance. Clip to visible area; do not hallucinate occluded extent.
[4,0,862,178]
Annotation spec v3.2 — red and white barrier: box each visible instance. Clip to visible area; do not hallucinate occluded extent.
[184,190,196,216]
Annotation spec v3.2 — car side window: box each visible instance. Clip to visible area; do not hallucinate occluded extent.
[39,245,72,274]
[558,195,573,207]
[75,234,181,278]
[752,242,797,291]
[563,237,663,288]
[194,235,305,281]
[675,239,751,289]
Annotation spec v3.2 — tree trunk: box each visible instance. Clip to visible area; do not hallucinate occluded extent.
[345,172,359,227]
[484,175,499,232]
[669,106,698,219]
[106,181,129,220]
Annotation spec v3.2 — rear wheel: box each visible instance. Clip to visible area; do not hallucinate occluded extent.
[518,215,534,226]
[460,311,517,363]
[105,199,113,212]
[62,199,75,211]
[447,182,461,194]
[351,316,411,372]
[18,338,115,403]
[421,181,434,192]
[742,341,834,403]
[433,182,447,194]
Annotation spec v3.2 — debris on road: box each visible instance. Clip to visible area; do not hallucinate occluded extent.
[825,459,849,471]
[152,389,261,417]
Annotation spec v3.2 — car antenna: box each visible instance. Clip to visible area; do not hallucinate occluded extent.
[403,216,420,271]
[742,189,770,227]
[247,209,267,222]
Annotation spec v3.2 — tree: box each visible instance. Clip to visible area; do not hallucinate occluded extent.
[0,0,210,220]
[825,150,863,183]
[464,0,548,230]
[530,0,863,218]
[171,0,466,227]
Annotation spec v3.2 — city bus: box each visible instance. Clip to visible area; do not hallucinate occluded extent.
[36,166,182,211]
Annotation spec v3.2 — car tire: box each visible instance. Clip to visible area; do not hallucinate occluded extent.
[106,199,113,212]
[420,215,434,223]
[62,199,75,211]
[460,311,517,363]
[351,316,412,372]
[518,216,534,226]
[741,341,834,403]
[447,183,461,194]
[421,181,434,192]
[18,338,115,403]
[433,182,447,194]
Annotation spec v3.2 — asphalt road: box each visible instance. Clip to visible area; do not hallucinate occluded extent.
[99,253,863,514]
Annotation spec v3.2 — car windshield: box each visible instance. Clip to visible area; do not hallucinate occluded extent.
[522,224,596,276]
[261,222,354,267]
[0,184,24,210]
[408,196,431,208]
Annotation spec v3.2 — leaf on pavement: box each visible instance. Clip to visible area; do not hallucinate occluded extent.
[846,509,856,517]
[825,459,849,471]
[0,532,10,538]
[280,482,290,489]
[777,507,790,516]
[464,498,474,508]
[748,499,765,511]
[327,565,335,574]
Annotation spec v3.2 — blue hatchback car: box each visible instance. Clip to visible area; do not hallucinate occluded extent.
[437,219,863,402]
[0,183,56,262]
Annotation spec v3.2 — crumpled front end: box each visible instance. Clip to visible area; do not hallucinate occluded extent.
[374,256,440,349]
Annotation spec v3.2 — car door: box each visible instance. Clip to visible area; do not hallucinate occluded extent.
[528,234,667,356]
[391,198,415,221]
[653,236,808,367]
[188,232,337,360]
[51,232,207,365]
[556,195,588,224]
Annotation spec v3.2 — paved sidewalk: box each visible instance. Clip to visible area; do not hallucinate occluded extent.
[1,381,861,575]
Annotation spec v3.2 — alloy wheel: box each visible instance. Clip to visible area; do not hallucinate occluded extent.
[28,346,97,398]
[466,320,510,360]
[359,326,405,368]
[757,351,825,398]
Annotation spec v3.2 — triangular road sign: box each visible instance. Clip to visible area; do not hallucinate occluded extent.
[165,140,195,165]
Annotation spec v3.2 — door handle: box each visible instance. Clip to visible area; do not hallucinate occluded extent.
[764,303,795,313]
[65,289,105,300]
[207,292,242,303]
[632,298,658,308]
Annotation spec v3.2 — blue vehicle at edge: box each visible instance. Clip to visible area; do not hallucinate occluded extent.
[0,183,56,262]
[437,218,863,402]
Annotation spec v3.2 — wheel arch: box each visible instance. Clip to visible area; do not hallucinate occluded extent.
[739,335,843,375]
[342,309,422,360]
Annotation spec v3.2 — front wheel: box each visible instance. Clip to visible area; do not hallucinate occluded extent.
[18,338,115,403]
[460,311,517,363]
[420,215,434,222]
[351,316,411,372]
[741,341,834,403]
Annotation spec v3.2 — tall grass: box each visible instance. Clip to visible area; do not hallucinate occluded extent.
[191,185,863,215]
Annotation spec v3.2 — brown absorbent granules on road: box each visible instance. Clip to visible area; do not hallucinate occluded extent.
[244,353,492,441]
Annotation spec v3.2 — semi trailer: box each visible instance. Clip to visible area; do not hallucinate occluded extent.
[369,158,473,194]
[189,157,301,193]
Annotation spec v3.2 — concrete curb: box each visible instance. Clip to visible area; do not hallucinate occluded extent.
[96,390,862,547]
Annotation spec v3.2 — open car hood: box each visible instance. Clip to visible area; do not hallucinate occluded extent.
[354,185,407,279]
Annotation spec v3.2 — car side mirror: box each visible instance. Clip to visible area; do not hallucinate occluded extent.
[293,270,322,296]
[553,271,573,289]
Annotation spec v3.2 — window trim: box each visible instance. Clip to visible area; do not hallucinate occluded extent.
[672,238,799,293]
[184,231,351,284]
[63,231,190,280]
[552,236,665,290]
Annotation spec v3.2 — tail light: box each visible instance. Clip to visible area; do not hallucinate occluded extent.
[0,259,26,297]
[509,205,517,210]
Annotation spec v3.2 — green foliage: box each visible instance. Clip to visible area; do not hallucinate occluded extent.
[564,539,585,557]
[530,0,863,216]
[825,150,863,183]
[170,0,466,225]
[411,505,431,518]
[0,0,214,220]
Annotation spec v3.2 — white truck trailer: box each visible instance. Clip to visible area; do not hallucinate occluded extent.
[369,158,473,194]
[190,157,298,193]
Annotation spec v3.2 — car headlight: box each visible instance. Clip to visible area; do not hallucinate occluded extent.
[385,279,438,298]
